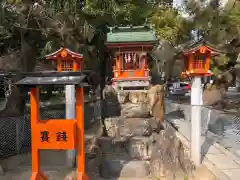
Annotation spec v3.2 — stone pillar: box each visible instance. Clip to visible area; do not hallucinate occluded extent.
[65,85,76,167]
[190,76,202,166]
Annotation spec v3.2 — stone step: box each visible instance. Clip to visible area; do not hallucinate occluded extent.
[97,136,130,154]
[96,135,155,161]
[128,136,154,160]
[104,117,156,137]
[99,159,150,179]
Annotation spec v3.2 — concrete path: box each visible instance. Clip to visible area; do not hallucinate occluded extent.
[166,113,240,180]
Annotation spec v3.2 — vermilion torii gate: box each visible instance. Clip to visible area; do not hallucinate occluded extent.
[16,71,91,180]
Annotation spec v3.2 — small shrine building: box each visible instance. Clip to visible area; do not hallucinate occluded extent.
[105,26,157,91]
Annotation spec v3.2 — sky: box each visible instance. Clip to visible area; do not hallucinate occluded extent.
[172,0,230,40]
[173,0,184,9]
[173,0,229,9]
[172,0,229,18]
[172,0,189,18]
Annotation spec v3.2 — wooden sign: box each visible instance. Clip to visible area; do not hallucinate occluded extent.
[33,120,76,150]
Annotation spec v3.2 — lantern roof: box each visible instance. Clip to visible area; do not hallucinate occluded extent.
[15,71,100,87]
[180,39,225,55]
[105,25,157,46]
[45,47,83,60]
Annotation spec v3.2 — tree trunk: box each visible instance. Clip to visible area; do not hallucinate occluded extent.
[98,34,108,137]
[0,31,37,117]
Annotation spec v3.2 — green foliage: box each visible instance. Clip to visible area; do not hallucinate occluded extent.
[0,0,239,75]
[83,0,154,25]
[150,6,179,44]
[228,2,240,25]
[218,54,229,66]
[212,67,218,76]
[0,26,12,46]
[184,0,240,46]
[149,0,240,80]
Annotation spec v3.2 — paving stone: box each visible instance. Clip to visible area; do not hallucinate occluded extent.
[201,142,222,155]
[192,165,218,180]
[222,169,240,180]
[99,160,150,178]
[206,153,240,169]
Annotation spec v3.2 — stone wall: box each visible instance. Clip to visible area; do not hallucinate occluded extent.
[164,99,239,138]
[84,86,196,179]
[99,116,195,179]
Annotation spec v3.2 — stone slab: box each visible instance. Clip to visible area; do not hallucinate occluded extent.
[203,158,231,180]
[99,160,150,178]
[201,141,223,155]
[97,136,129,154]
[222,169,240,180]
[206,153,240,170]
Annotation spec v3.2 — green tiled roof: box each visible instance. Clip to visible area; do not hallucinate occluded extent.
[106,26,157,44]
